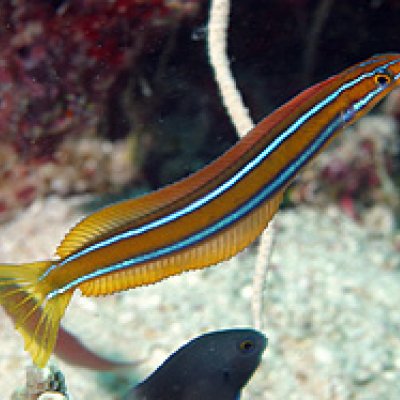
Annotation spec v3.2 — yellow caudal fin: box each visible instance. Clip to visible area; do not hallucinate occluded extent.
[0,261,73,368]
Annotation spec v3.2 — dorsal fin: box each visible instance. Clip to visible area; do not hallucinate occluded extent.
[55,149,241,259]
[56,76,336,260]
[56,186,183,259]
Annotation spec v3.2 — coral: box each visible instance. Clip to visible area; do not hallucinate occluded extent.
[0,0,202,221]
[0,0,199,155]
[11,365,68,400]
[0,135,136,222]
[288,112,400,226]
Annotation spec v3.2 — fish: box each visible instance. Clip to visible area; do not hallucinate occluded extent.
[55,322,138,371]
[1,284,136,370]
[1,54,400,367]
[124,328,267,400]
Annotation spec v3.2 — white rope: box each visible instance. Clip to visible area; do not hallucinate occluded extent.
[207,0,276,330]
[207,0,254,136]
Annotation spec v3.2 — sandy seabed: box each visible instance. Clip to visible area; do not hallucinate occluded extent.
[0,196,399,399]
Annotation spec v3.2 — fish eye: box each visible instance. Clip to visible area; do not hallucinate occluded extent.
[374,73,391,87]
[239,339,255,353]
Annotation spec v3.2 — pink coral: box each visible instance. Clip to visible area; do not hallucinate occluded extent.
[0,0,202,221]
[0,0,199,155]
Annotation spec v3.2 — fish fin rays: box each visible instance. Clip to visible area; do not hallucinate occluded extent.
[56,148,248,260]
[79,192,283,297]
[0,261,72,367]
[56,179,203,259]
[56,195,164,258]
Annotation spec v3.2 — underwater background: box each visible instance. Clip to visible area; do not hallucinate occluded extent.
[1,0,400,399]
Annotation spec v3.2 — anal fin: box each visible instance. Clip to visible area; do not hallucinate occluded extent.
[79,192,283,297]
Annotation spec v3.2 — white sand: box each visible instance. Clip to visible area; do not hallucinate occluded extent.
[0,196,399,399]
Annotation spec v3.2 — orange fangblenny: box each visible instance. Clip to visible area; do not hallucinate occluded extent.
[1,54,400,367]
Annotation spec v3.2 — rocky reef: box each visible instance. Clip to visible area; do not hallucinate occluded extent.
[0,0,202,221]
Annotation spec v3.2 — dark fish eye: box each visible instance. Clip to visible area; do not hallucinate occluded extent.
[239,339,255,353]
[374,73,391,87]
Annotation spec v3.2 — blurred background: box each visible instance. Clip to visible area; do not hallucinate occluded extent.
[0,0,399,226]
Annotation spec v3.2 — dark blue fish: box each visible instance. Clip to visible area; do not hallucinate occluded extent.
[124,328,267,400]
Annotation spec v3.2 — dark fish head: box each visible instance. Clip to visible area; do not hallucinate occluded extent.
[194,329,267,395]
[129,328,267,400]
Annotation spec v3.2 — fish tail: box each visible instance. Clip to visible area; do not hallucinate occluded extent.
[0,261,72,368]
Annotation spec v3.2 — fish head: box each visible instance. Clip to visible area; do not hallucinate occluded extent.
[336,53,400,123]
[216,329,267,390]
[184,328,267,398]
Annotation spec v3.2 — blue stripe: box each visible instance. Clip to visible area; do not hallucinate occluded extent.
[42,58,400,283]
[55,60,399,263]
[46,78,389,299]
[47,114,343,298]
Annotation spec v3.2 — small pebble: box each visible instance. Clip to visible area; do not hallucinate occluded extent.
[37,393,67,400]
